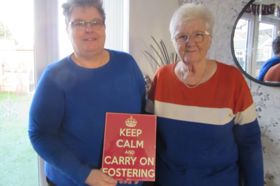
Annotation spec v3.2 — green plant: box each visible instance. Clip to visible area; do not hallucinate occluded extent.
[143,37,178,97]
[144,36,177,72]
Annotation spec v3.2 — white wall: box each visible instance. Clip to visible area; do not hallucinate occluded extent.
[129,0,178,77]
[129,0,280,185]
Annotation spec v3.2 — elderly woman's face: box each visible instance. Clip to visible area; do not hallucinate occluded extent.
[67,6,106,57]
[173,18,211,65]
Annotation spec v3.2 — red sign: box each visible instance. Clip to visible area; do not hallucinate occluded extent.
[102,112,157,181]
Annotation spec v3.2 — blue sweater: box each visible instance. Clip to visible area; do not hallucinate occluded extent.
[28,50,146,186]
[257,56,280,81]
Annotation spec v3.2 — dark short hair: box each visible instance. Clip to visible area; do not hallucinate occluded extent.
[62,0,106,23]
[272,36,280,55]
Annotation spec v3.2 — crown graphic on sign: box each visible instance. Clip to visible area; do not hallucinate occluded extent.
[125,116,137,127]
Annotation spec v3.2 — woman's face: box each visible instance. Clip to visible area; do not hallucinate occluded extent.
[173,19,212,65]
[67,6,106,58]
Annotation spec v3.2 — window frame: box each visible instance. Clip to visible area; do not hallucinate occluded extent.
[236,12,279,78]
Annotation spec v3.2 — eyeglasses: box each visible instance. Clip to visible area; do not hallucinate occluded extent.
[174,31,210,44]
[69,19,104,30]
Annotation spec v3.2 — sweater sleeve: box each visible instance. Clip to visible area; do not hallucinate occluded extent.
[233,71,264,186]
[233,120,264,186]
[28,67,91,185]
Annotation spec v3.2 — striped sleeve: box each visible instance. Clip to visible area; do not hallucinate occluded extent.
[232,68,257,125]
[232,69,264,186]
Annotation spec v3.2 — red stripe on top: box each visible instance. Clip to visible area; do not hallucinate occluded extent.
[149,62,253,114]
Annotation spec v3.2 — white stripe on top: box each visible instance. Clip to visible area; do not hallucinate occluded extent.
[154,100,256,125]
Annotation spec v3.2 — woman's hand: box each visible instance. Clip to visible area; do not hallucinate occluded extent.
[85,169,117,186]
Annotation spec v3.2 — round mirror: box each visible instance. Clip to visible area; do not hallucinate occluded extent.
[231,0,280,86]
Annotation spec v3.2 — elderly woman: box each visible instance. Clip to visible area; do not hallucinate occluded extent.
[147,3,264,186]
[29,0,145,186]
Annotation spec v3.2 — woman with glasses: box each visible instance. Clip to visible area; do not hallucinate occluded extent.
[29,0,146,185]
[147,3,264,186]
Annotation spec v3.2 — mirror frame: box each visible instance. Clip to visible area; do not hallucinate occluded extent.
[231,0,280,87]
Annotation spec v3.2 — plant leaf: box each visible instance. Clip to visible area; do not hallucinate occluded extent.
[150,44,165,66]
[151,36,166,66]
[160,40,170,64]
[144,50,161,68]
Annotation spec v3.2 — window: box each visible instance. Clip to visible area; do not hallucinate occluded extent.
[256,23,275,75]
[0,0,38,185]
[234,13,279,78]
[234,18,250,71]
